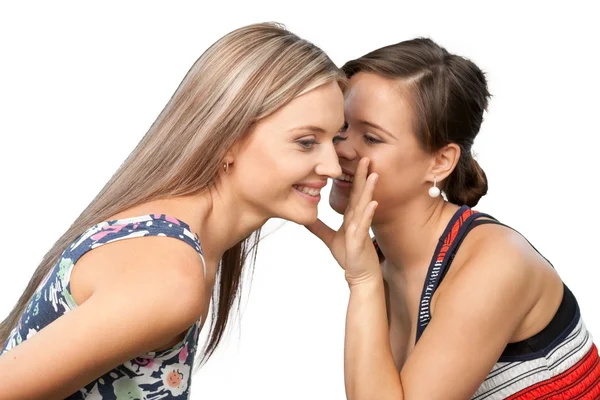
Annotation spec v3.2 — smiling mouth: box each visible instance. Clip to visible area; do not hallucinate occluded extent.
[338,173,354,183]
[333,172,354,189]
[292,185,321,197]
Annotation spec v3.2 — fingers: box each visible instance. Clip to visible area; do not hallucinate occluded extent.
[357,201,378,241]
[346,171,378,229]
[346,197,378,244]
[346,157,370,213]
[305,219,336,247]
[344,171,377,248]
[355,172,378,219]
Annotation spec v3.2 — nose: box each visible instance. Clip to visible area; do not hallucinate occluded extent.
[335,134,358,162]
[315,143,342,178]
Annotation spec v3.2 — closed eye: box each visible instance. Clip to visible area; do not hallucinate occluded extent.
[333,121,349,145]
[363,134,383,144]
[333,135,347,144]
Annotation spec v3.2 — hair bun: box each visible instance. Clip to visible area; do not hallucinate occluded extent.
[445,153,488,207]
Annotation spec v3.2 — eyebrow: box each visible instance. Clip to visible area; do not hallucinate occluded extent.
[358,119,396,139]
[290,122,347,134]
[289,125,326,134]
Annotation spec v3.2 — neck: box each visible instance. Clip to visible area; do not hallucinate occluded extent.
[147,186,268,275]
[372,199,459,278]
[182,192,267,265]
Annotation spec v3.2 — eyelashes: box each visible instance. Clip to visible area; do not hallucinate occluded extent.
[297,139,318,150]
[296,121,384,150]
[333,122,349,145]
[297,134,381,150]
[333,135,347,144]
[363,134,382,144]
[336,122,382,145]
[297,134,348,150]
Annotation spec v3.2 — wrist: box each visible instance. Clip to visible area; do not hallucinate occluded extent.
[346,271,384,290]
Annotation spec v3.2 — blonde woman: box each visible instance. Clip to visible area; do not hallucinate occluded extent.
[0,23,349,399]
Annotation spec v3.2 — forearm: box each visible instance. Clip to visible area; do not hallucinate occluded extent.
[344,275,403,400]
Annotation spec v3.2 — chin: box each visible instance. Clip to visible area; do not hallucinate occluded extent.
[276,203,319,226]
[274,189,324,225]
[328,190,348,215]
[288,209,318,225]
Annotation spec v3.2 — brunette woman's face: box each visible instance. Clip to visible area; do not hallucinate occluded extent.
[329,73,433,221]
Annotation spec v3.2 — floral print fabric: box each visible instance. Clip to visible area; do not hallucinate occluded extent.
[1,214,205,399]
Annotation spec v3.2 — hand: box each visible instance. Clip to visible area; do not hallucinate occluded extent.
[306,157,381,286]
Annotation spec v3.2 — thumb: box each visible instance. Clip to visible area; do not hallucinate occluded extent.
[305,218,336,247]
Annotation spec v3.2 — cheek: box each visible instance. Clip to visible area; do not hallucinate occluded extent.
[235,147,280,197]
[239,151,273,180]
[235,150,309,202]
[368,147,429,203]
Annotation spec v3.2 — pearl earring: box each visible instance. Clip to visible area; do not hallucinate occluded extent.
[428,176,441,198]
[223,163,229,173]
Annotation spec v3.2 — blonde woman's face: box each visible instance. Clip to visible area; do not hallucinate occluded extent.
[231,81,345,225]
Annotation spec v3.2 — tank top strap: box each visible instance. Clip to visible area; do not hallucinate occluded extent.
[62,214,206,285]
[465,217,555,269]
[415,206,489,342]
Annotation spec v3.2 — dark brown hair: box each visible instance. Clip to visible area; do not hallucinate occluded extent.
[342,38,490,207]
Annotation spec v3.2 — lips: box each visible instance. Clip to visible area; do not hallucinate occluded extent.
[292,185,322,196]
[292,180,327,202]
[333,168,354,188]
[338,172,353,183]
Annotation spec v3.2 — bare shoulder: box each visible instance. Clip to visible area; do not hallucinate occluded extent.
[72,234,207,325]
[438,223,543,309]
[0,236,208,399]
[459,221,552,278]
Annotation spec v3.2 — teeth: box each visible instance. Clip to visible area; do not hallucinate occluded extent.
[294,185,321,196]
[339,173,354,183]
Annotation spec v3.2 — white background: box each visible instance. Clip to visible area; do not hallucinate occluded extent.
[0,1,598,399]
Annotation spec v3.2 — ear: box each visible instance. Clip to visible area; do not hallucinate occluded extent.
[223,151,235,166]
[222,141,240,167]
[428,143,460,182]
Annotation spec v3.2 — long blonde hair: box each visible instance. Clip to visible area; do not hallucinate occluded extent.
[0,22,346,361]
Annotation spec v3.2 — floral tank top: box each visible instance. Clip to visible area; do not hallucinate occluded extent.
[1,214,206,399]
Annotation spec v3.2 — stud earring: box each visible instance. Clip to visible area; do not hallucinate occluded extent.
[223,163,230,173]
[428,176,441,198]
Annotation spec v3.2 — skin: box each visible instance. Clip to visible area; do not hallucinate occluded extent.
[0,81,345,399]
[310,73,564,399]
